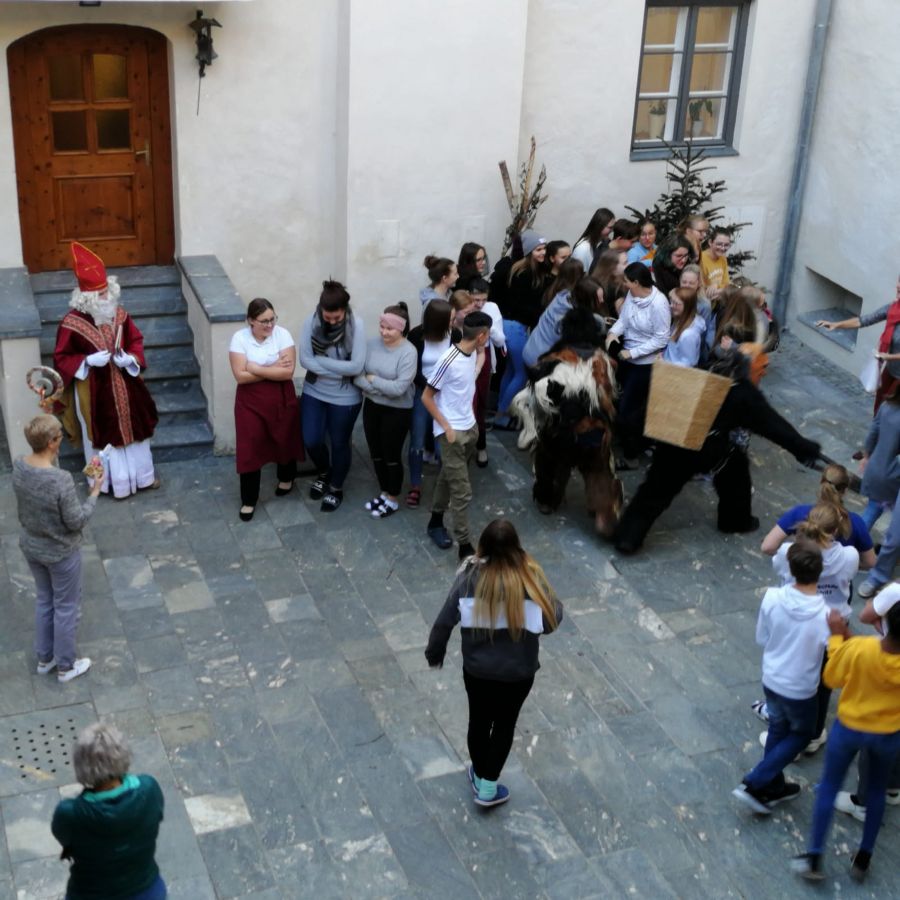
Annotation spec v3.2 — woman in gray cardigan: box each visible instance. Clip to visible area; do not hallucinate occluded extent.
[355,303,417,518]
[12,414,101,682]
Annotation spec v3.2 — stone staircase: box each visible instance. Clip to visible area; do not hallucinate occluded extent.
[32,265,215,464]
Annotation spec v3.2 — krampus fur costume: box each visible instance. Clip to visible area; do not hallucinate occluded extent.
[612,347,821,554]
[512,336,623,538]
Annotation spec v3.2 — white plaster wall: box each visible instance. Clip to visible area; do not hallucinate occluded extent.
[0,0,340,342]
[342,0,529,325]
[788,0,900,375]
[518,0,817,289]
[0,336,42,459]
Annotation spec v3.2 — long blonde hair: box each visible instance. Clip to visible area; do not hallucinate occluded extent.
[818,464,851,540]
[796,503,842,547]
[473,519,558,640]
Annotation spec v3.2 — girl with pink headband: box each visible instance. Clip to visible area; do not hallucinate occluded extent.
[354,303,418,517]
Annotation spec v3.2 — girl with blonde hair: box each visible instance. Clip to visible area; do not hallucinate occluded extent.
[761,464,876,569]
[425,519,563,807]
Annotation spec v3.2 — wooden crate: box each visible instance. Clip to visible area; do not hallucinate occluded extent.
[644,360,732,450]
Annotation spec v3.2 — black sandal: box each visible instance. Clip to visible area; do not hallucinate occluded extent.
[239,506,255,522]
[275,481,294,497]
[309,476,327,500]
[321,490,343,512]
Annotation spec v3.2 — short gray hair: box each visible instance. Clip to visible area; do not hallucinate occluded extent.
[72,723,132,789]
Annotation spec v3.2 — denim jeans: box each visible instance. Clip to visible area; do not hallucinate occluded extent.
[300,394,361,489]
[497,320,528,418]
[862,498,892,531]
[866,485,900,587]
[809,719,900,854]
[407,387,434,488]
[745,684,818,791]
[29,549,83,671]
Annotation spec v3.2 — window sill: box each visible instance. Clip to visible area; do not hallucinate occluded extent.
[629,144,739,162]
[796,309,857,352]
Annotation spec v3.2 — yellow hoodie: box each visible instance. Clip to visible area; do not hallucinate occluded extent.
[825,635,900,733]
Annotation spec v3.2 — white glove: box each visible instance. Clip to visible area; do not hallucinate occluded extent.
[113,350,136,369]
[85,350,111,367]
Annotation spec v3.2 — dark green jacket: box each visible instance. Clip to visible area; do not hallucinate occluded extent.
[52,774,164,900]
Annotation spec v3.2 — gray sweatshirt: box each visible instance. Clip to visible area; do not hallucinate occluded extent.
[13,459,97,564]
[860,304,900,378]
[353,338,417,409]
[297,312,367,406]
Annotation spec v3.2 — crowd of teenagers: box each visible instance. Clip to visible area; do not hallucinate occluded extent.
[11,207,900,892]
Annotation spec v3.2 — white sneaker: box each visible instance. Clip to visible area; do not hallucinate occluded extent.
[804,728,827,755]
[58,658,91,683]
[36,657,57,675]
[887,790,900,806]
[834,791,866,823]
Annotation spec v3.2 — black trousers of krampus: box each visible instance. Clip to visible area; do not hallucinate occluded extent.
[613,380,820,554]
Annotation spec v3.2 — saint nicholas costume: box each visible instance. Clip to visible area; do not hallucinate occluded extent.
[53,243,159,498]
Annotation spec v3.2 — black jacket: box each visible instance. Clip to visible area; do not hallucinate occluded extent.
[425,563,563,682]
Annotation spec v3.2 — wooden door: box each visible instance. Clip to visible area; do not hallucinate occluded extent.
[8,26,174,271]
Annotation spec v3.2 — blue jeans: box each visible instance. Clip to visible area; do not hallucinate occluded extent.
[862,498,892,531]
[745,684,818,791]
[497,320,528,419]
[68,874,166,900]
[809,719,900,854]
[408,387,434,488]
[300,394,361,489]
[867,485,900,587]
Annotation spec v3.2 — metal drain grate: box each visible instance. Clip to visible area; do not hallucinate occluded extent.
[0,703,96,794]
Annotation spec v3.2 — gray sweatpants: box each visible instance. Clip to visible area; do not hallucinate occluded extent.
[28,549,83,671]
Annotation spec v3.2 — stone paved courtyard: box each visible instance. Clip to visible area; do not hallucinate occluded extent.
[1,334,898,899]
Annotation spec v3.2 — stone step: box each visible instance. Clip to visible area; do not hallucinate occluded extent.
[58,419,214,467]
[40,343,200,380]
[30,265,180,295]
[34,284,186,324]
[39,313,194,356]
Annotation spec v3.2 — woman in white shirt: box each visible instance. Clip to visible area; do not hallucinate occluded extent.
[605,263,671,465]
[229,298,303,521]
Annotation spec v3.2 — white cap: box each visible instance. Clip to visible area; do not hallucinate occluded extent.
[873,582,900,616]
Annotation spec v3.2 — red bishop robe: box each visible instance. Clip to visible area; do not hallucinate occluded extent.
[54,308,159,448]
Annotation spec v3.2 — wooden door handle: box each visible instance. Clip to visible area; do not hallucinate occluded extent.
[135,140,151,164]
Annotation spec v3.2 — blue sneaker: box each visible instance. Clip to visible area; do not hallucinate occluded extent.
[466,765,480,796]
[474,783,510,808]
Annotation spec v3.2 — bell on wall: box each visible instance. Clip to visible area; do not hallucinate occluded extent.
[189,9,222,114]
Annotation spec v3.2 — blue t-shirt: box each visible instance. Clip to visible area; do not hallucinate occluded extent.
[776,504,873,553]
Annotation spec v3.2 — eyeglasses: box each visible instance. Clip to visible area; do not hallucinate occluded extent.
[254,315,277,326]
[671,251,690,260]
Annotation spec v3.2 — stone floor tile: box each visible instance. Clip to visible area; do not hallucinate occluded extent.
[1,789,59,863]
[183,792,253,835]
[264,593,319,623]
[10,856,68,900]
[230,757,317,850]
[130,634,187,674]
[322,832,408,896]
[164,875,217,900]
[197,824,275,899]
[314,684,391,761]
[266,840,349,900]
[103,555,164,610]
[140,665,204,717]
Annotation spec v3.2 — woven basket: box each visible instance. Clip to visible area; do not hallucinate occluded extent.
[644,360,732,450]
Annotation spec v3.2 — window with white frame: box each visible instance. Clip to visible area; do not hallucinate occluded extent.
[632,1,750,156]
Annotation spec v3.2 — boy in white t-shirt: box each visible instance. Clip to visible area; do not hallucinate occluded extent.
[423,312,492,559]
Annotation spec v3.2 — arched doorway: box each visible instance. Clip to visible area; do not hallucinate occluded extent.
[8,25,174,272]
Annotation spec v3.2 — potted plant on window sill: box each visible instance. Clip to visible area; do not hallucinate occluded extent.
[648,101,666,140]
[688,98,713,138]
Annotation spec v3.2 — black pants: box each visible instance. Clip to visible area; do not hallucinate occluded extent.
[362,400,411,497]
[463,670,534,781]
[240,461,297,507]
[614,441,754,551]
[615,359,653,458]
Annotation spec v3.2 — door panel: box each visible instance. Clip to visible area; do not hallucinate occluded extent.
[9,26,174,272]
